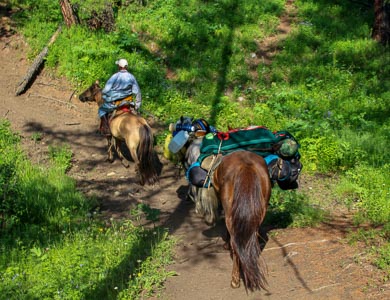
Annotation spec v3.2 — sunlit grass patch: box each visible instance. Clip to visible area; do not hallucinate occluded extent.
[1,221,175,299]
[336,164,390,226]
[348,227,390,281]
[7,0,390,288]
[0,120,175,299]
[265,187,326,228]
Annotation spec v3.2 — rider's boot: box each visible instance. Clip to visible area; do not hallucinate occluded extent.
[99,114,111,136]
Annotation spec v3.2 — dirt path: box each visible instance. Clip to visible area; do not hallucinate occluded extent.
[1,12,389,300]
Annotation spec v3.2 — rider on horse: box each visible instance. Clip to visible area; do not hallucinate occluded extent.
[99,58,142,135]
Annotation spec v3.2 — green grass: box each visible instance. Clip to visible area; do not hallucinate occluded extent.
[2,223,174,299]
[348,227,390,281]
[336,163,390,226]
[265,187,326,228]
[5,0,390,288]
[0,120,175,299]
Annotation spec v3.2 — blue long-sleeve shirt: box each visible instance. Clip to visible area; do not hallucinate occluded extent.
[99,70,142,117]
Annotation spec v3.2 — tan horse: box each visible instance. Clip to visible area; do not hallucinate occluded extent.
[212,150,271,292]
[79,81,159,185]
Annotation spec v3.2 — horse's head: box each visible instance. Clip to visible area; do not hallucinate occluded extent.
[79,80,102,105]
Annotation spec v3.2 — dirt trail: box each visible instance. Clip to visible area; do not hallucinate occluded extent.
[1,9,389,300]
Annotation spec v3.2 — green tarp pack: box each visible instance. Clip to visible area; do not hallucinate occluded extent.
[198,126,292,163]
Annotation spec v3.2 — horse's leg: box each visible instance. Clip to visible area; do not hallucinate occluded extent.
[116,134,142,183]
[107,136,115,163]
[114,139,130,168]
[223,230,231,251]
[128,145,139,165]
[126,138,140,169]
[224,214,239,288]
[226,217,240,288]
[220,185,240,288]
[231,249,241,289]
[221,190,232,251]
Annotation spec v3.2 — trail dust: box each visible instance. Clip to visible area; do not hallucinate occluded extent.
[1,3,389,300]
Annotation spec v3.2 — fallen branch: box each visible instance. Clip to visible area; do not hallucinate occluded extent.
[312,283,340,292]
[36,82,60,88]
[264,239,331,251]
[68,90,76,102]
[15,25,62,96]
[29,93,77,109]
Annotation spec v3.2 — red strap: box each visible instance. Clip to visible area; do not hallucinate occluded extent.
[118,106,131,113]
[217,132,230,141]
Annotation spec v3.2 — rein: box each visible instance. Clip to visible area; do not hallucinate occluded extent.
[95,89,104,107]
[203,154,223,188]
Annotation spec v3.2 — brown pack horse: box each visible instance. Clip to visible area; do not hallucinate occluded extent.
[79,80,159,185]
[212,150,271,292]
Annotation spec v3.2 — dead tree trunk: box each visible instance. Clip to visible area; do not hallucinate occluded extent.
[87,3,116,32]
[59,0,80,27]
[372,0,390,45]
[15,26,62,96]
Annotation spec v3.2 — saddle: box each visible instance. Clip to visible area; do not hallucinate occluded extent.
[186,153,223,188]
[100,95,137,136]
[112,95,137,115]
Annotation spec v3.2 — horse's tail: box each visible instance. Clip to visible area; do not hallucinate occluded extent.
[137,123,159,185]
[231,166,268,292]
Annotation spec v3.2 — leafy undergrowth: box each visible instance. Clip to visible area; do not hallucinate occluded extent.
[3,0,389,293]
[0,120,175,300]
[265,185,327,229]
[348,226,390,282]
[2,222,175,299]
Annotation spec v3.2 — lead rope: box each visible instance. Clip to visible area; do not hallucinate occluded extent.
[203,137,223,189]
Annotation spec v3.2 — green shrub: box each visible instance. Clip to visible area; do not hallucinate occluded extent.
[299,136,341,172]
[0,120,91,233]
[48,144,73,173]
[0,121,175,299]
[0,121,24,229]
[331,39,381,70]
[11,0,390,216]
[337,163,390,225]
[265,188,325,228]
[1,221,174,300]
[348,228,390,280]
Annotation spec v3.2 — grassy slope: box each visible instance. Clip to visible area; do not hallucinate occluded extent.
[4,0,390,288]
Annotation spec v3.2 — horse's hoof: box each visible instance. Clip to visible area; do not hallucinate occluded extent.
[204,214,216,226]
[231,280,240,289]
[121,162,130,168]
